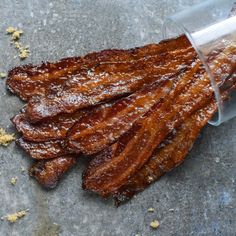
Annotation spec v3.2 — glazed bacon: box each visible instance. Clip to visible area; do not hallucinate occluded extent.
[29,155,77,188]
[113,80,236,204]
[7,34,236,203]
[12,110,86,142]
[24,38,195,123]
[67,62,195,155]
[17,138,70,160]
[82,46,236,197]
[82,65,210,197]
[113,101,217,204]
[7,36,191,101]
[12,103,112,142]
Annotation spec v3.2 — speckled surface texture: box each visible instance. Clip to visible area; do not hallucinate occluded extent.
[0,0,235,235]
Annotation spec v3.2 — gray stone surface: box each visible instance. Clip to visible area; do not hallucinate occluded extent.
[0,0,235,235]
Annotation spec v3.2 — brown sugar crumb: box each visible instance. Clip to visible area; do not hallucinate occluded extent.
[5,210,28,223]
[19,47,30,59]
[147,176,154,182]
[12,30,23,41]
[6,27,16,34]
[0,73,7,78]
[0,128,15,146]
[147,207,155,212]
[150,220,160,229]
[6,26,29,60]
[6,27,23,41]
[10,177,18,185]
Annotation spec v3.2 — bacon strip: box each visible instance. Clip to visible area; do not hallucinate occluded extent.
[82,44,236,197]
[67,60,196,155]
[35,84,235,194]
[24,41,195,123]
[113,101,217,204]
[83,45,236,198]
[82,67,209,196]
[7,36,190,102]
[12,110,86,142]
[113,79,236,204]
[11,102,113,142]
[17,138,71,160]
[29,155,77,188]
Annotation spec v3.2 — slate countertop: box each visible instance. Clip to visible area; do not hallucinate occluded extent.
[0,0,235,235]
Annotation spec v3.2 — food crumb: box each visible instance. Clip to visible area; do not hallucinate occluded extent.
[0,73,7,78]
[6,27,16,34]
[6,26,29,60]
[0,128,15,146]
[5,210,28,223]
[12,30,23,41]
[14,41,21,49]
[19,47,30,59]
[147,207,154,212]
[10,177,18,185]
[150,220,160,229]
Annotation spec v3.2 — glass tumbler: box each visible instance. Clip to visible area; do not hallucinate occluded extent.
[162,0,236,125]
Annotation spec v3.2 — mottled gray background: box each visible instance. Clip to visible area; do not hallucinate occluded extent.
[0,0,235,235]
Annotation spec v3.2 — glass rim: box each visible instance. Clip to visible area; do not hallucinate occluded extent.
[162,17,224,126]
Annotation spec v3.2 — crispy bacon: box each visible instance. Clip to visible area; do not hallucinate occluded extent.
[12,103,113,142]
[67,60,196,155]
[82,46,236,198]
[82,67,210,196]
[7,33,236,204]
[113,101,217,204]
[7,36,190,101]
[24,39,194,123]
[82,47,236,197]
[29,155,77,188]
[113,80,236,204]
[12,110,86,142]
[17,138,71,159]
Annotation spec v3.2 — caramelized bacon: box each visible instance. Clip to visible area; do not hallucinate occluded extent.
[113,101,217,204]
[113,80,236,204]
[83,46,236,198]
[29,155,77,188]
[67,61,195,155]
[82,64,211,196]
[12,103,113,142]
[7,36,190,102]
[17,138,71,159]
[12,110,86,142]
[7,32,236,203]
[25,40,195,123]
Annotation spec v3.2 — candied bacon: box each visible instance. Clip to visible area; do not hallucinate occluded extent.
[17,138,71,160]
[82,68,210,196]
[67,61,195,155]
[12,110,86,142]
[82,46,236,197]
[6,34,236,204]
[82,46,236,198]
[24,40,195,123]
[7,36,191,101]
[12,103,112,142]
[113,101,217,204]
[29,155,77,188]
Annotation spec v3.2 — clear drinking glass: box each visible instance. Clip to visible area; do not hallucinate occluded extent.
[162,0,236,125]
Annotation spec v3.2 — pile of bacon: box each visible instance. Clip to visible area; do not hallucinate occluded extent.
[6,35,236,204]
